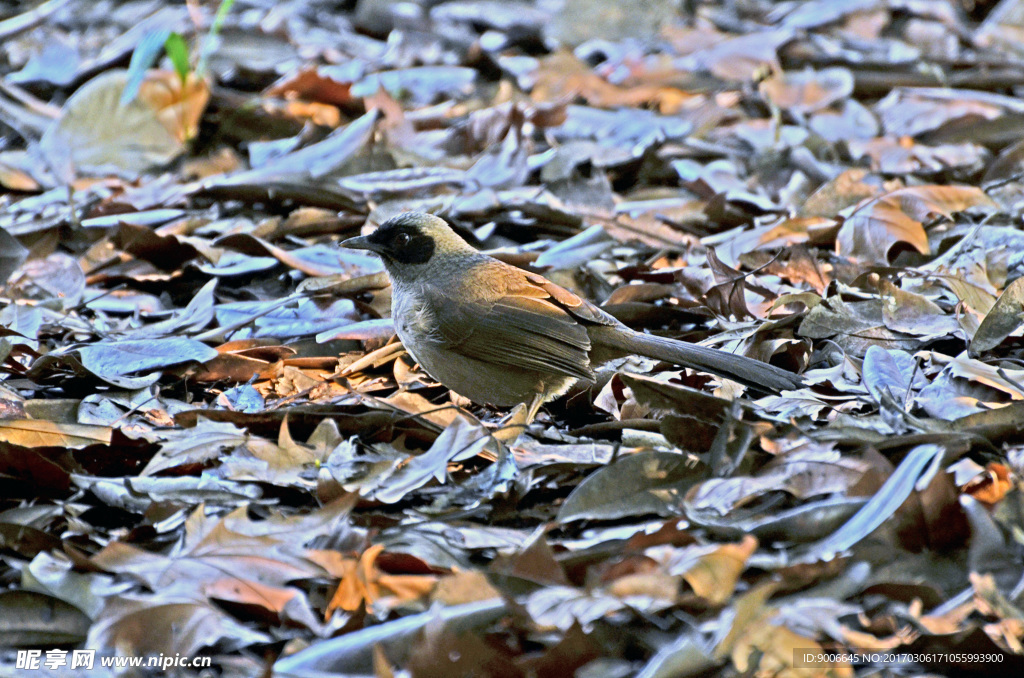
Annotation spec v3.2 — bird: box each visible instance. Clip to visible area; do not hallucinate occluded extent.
[342,212,803,420]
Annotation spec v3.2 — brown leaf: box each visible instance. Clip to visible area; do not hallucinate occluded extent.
[431,570,501,606]
[557,450,709,523]
[204,578,306,624]
[800,168,889,218]
[837,185,996,264]
[265,66,354,108]
[326,544,437,616]
[0,420,112,448]
[531,50,694,113]
[138,70,210,144]
[759,67,854,114]
[682,535,758,605]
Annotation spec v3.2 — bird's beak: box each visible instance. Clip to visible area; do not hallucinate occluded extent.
[341,235,377,252]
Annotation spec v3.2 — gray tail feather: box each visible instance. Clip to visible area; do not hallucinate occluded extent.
[596,328,803,393]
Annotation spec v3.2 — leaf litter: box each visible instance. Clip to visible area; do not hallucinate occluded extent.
[2,0,1024,676]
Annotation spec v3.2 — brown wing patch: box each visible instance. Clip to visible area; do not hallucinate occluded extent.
[424,285,595,382]
[522,272,620,327]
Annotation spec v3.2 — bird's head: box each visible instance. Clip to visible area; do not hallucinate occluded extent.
[342,212,478,281]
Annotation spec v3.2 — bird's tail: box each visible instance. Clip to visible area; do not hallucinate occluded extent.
[591,326,803,393]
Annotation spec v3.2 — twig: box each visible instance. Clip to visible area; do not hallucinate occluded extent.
[0,0,72,41]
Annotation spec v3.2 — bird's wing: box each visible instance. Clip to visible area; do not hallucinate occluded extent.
[422,270,598,382]
[520,271,621,327]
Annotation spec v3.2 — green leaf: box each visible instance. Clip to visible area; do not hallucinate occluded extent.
[196,0,237,77]
[164,32,191,83]
[120,29,170,107]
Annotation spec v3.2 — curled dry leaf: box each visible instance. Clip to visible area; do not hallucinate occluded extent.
[962,463,1012,506]
[326,544,437,616]
[836,185,996,264]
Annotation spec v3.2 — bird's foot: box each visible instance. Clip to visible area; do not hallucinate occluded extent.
[490,402,532,444]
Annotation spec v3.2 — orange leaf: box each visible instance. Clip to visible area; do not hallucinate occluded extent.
[138,70,210,143]
[963,462,1013,505]
[325,544,437,617]
[682,535,758,605]
[531,50,693,112]
[325,557,363,615]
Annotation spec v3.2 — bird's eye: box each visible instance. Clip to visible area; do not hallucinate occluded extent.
[394,232,411,247]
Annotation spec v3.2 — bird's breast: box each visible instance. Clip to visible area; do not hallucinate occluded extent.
[391,286,439,357]
[395,299,433,338]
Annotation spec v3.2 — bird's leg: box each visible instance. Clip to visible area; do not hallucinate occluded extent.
[491,393,545,444]
[525,392,545,424]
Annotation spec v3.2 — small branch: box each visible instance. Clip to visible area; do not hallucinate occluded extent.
[0,0,73,41]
